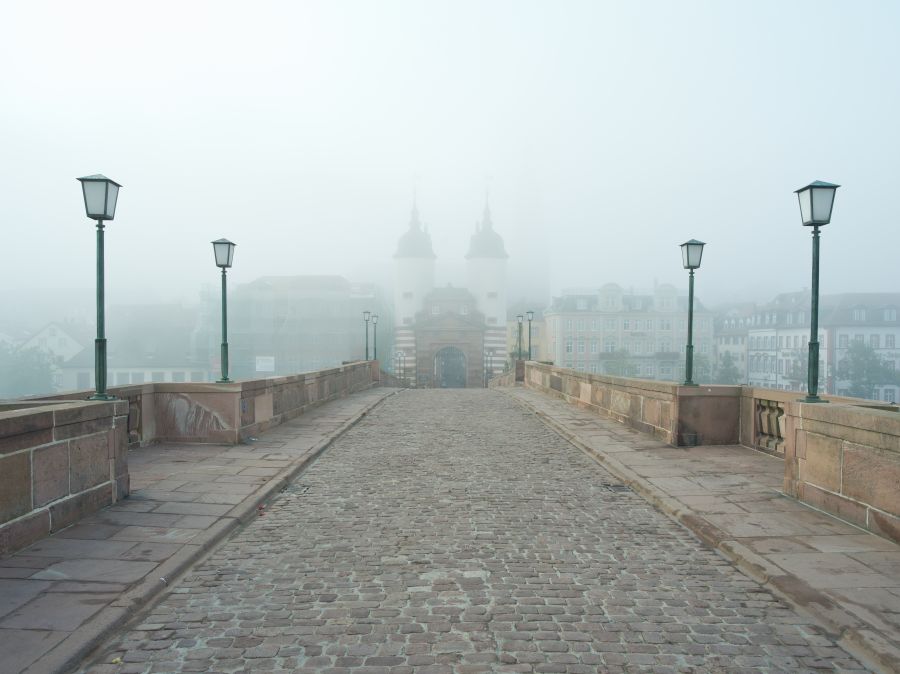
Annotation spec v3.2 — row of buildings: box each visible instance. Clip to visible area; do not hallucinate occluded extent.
[5,202,898,402]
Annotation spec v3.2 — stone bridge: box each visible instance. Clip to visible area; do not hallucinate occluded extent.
[0,363,898,673]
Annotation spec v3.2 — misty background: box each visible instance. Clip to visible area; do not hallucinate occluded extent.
[1,1,898,366]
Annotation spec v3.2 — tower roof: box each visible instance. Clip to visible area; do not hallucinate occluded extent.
[394,204,436,259]
[465,202,508,259]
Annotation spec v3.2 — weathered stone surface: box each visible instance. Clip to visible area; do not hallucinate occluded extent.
[69,432,109,493]
[799,431,842,492]
[0,511,49,558]
[84,390,866,673]
[0,452,31,521]
[842,442,900,515]
[32,441,70,507]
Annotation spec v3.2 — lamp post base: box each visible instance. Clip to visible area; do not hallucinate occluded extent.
[800,395,829,404]
[682,382,699,387]
[88,393,116,401]
[217,378,232,383]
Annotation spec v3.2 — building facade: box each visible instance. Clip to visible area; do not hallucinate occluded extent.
[745,292,900,401]
[393,203,508,388]
[544,283,714,382]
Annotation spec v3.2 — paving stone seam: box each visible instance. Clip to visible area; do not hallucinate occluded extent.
[501,387,897,674]
[22,387,399,674]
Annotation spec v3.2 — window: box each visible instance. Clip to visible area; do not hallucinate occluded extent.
[172,371,185,383]
[152,371,165,382]
[660,319,671,330]
[885,309,897,322]
[131,372,145,384]
[577,338,585,353]
[565,319,573,330]
[854,334,864,344]
[798,312,805,323]
[870,334,880,349]
[461,305,468,315]
[577,319,586,331]
[778,337,784,349]
[887,334,896,348]
[605,319,617,330]
[432,305,440,315]
[604,338,616,352]
[403,317,412,325]
[623,319,630,330]
[839,334,848,348]
[565,339,573,354]
[590,340,598,354]
[852,308,866,321]
[576,299,587,310]
[590,320,598,331]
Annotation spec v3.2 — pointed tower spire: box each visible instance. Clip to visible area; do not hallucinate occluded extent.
[482,186,493,230]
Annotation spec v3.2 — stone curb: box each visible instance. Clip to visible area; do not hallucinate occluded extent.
[22,388,399,674]
[503,388,899,674]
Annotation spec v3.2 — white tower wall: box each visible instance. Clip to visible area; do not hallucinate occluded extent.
[394,258,435,327]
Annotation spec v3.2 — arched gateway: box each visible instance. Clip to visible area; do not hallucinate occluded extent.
[434,346,467,388]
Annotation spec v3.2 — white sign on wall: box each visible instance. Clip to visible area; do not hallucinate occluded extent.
[255,356,276,373]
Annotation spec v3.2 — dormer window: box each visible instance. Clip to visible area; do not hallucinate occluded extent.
[432,305,440,315]
[852,308,866,321]
[884,308,896,321]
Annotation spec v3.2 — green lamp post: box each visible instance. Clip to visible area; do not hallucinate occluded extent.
[516,314,524,359]
[212,238,236,382]
[526,310,534,360]
[680,239,706,386]
[795,180,839,403]
[363,311,370,360]
[77,174,122,400]
[372,314,379,361]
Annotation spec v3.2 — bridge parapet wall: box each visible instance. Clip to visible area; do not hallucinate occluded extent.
[1,361,378,557]
[0,399,129,557]
[739,387,900,542]
[504,362,900,544]
[41,360,379,446]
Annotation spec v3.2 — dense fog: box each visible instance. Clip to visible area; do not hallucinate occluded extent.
[2,1,899,395]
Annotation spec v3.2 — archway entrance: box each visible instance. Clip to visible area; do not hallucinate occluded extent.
[434,346,467,388]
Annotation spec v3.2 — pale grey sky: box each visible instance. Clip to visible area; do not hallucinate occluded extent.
[2,0,898,313]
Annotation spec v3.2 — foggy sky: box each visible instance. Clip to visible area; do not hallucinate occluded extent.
[2,0,899,317]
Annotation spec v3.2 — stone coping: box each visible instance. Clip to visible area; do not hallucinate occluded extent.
[504,386,900,674]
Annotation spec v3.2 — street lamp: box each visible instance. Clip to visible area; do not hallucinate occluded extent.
[680,239,705,386]
[516,314,524,359]
[363,311,370,360]
[77,174,122,400]
[372,314,378,361]
[526,310,534,360]
[795,180,839,402]
[212,239,236,382]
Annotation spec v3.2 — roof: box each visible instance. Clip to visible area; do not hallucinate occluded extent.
[465,204,508,259]
[394,206,436,259]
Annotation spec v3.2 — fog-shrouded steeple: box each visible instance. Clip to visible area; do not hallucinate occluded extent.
[466,198,508,259]
[394,202,436,331]
[466,198,507,347]
[394,202,436,259]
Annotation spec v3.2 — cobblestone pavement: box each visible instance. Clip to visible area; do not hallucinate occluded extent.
[82,390,868,673]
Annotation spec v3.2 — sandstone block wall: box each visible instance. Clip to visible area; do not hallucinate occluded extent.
[0,400,128,557]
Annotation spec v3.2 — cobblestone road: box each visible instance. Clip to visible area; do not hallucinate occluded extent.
[83,390,867,673]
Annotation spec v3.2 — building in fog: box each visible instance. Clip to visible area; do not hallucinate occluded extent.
[393,203,507,388]
[713,304,754,384]
[544,283,714,382]
[227,276,387,379]
[59,305,209,391]
[746,291,900,400]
